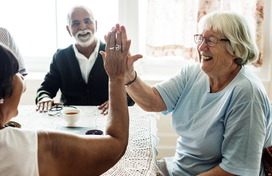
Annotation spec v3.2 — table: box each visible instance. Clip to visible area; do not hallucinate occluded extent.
[12,105,162,176]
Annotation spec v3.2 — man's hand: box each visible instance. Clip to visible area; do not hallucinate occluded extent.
[98,100,109,115]
[36,97,54,113]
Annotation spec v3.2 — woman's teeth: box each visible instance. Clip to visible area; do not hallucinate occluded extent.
[202,56,213,60]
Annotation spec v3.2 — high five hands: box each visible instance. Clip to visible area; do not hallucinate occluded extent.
[101,24,143,81]
[99,24,143,115]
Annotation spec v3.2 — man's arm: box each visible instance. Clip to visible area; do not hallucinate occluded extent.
[36,52,61,112]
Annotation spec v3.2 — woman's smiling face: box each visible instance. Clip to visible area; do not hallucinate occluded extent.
[197,29,236,77]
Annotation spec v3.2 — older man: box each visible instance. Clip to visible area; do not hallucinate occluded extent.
[36,6,134,113]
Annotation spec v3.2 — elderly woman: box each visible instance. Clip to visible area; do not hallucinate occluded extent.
[111,11,272,175]
[0,28,131,176]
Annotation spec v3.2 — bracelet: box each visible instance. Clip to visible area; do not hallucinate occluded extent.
[125,71,137,87]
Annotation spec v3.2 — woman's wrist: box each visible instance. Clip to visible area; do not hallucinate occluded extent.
[125,71,137,87]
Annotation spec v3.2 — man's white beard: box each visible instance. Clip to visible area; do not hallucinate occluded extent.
[73,29,95,47]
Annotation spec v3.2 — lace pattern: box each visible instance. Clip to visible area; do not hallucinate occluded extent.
[13,105,161,176]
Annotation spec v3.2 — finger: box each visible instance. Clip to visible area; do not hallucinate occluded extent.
[39,103,44,113]
[44,102,48,112]
[106,32,111,52]
[100,107,106,114]
[104,102,109,109]
[100,102,109,113]
[116,31,121,52]
[104,35,107,42]
[98,101,107,109]
[103,109,108,115]
[111,27,116,41]
[116,23,120,31]
[123,40,131,57]
[100,51,106,60]
[121,26,128,50]
[48,101,52,110]
[36,103,40,111]
[110,29,116,48]
[130,54,143,62]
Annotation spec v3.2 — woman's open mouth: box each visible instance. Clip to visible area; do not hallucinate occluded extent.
[202,55,213,61]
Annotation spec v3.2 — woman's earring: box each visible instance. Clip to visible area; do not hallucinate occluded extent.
[0,99,4,104]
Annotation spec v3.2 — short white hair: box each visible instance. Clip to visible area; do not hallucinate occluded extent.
[67,6,95,26]
[198,11,259,65]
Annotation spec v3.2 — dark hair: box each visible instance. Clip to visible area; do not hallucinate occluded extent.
[0,43,19,99]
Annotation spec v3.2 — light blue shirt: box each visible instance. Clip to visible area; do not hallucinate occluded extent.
[155,63,272,176]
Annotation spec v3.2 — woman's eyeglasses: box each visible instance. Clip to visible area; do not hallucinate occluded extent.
[194,34,230,47]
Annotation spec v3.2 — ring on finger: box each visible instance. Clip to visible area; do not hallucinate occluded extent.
[115,44,121,51]
[109,47,115,50]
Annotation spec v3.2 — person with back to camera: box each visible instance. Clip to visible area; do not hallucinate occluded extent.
[0,27,28,76]
[113,11,272,176]
[35,6,138,114]
[0,26,131,175]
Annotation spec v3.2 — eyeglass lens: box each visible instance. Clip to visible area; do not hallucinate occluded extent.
[194,35,217,46]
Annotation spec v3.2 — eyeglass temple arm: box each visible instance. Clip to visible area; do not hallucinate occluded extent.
[220,39,230,41]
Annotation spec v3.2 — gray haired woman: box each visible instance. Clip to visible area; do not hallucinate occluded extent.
[118,11,272,176]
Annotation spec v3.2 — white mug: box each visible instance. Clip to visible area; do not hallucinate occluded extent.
[62,108,80,126]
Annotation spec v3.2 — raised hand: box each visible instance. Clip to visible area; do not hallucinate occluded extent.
[100,27,131,81]
[103,24,143,80]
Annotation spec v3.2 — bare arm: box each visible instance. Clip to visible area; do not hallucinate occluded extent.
[197,165,237,176]
[38,27,130,176]
[125,73,166,112]
[118,25,166,112]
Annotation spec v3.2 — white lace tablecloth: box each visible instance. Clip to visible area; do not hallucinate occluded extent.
[12,105,161,176]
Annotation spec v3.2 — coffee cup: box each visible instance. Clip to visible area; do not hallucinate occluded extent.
[62,108,80,126]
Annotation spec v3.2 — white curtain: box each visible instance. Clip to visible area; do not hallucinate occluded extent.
[146,0,265,67]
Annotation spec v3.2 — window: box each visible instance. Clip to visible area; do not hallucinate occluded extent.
[0,0,118,73]
[0,0,271,84]
[137,0,272,84]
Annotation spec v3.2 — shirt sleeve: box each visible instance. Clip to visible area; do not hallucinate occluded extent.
[154,63,200,114]
[219,89,268,175]
[35,51,61,103]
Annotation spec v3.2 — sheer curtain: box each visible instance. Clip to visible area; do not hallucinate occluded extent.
[146,0,265,67]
